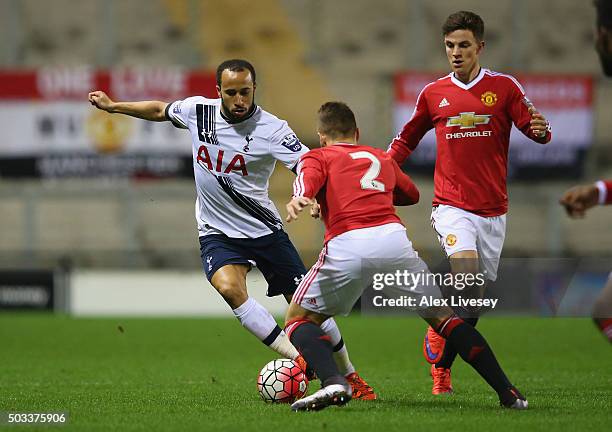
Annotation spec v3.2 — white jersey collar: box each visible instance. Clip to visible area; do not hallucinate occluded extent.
[450,67,486,90]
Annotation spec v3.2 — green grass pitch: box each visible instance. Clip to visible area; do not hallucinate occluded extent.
[1,314,610,431]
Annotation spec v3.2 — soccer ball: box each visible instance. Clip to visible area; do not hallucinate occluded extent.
[257,358,308,403]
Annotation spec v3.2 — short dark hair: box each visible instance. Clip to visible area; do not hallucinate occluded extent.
[442,11,485,41]
[216,59,256,87]
[594,0,612,28]
[317,102,357,139]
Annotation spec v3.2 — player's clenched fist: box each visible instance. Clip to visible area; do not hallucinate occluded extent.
[528,106,549,138]
[88,91,114,112]
[559,184,599,218]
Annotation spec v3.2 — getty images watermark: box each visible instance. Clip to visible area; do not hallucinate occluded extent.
[360,257,611,317]
[362,267,499,315]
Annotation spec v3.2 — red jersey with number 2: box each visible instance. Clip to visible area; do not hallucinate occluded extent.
[293,143,420,243]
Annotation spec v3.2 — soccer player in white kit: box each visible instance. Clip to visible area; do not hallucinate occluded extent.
[88,59,375,399]
[284,102,527,411]
[388,11,552,394]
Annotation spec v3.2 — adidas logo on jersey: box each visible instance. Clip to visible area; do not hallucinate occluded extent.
[439,98,450,108]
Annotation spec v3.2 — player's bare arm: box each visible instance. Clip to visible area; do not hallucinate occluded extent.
[559,184,600,218]
[88,91,168,122]
[286,197,314,222]
[528,106,550,139]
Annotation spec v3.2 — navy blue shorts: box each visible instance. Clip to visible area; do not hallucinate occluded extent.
[199,230,308,297]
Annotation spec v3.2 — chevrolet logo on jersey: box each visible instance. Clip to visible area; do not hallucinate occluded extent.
[446,112,492,129]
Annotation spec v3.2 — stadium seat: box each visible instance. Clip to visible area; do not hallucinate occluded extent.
[190,0,334,140]
[21,0,98,66]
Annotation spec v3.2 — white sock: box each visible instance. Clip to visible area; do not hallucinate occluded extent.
[320,318,355,376]
[232,297,299,359]
[269,332,300,360]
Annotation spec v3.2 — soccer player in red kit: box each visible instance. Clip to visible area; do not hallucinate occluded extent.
[560,180,612,342]
[387,11,552,395]
[559,1,612,344]
[284,101,528,412]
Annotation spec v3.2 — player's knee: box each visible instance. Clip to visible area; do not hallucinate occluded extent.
[213,275,247,308]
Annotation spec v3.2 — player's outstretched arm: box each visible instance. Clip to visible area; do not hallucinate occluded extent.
[387,86,433,164]
[88,91,168,122]
[560,184,599,218]
[290,153,326,221]
[560,180,612,218]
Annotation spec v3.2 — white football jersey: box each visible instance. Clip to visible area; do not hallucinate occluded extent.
[166,97,308,238]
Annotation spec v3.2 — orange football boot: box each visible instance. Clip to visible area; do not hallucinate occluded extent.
[423,325,445,364]
[295,355,307,371]
[346,372,377,400]
[430,364,453,395]
[295,355,317,381]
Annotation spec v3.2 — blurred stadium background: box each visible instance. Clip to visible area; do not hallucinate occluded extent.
[0,0,610,315]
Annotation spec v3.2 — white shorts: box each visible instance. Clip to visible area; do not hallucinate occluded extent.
[431,205,506,281]
[292,223,442,316]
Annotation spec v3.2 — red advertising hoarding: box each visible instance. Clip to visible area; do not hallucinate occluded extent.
[0,67,216,178]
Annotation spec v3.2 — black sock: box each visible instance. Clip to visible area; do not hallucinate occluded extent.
[436,316,478,369]
[289,321,343,386]
[438,317,511,396]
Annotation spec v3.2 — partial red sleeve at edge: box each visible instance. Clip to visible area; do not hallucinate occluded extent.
[387,87,433,164]
[388,132,412,164]
[392,161,419,206]
[293,153,326,199]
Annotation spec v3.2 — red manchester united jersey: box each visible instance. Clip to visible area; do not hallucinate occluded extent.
[388,68,552,217]
[293,143,419,243]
